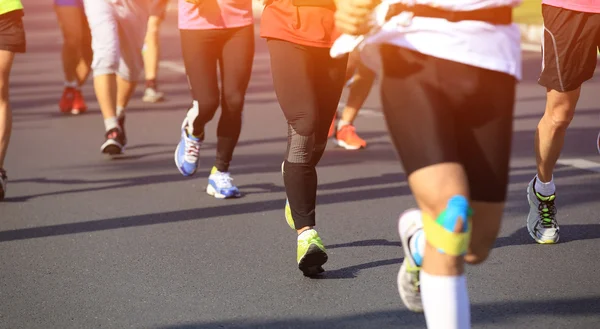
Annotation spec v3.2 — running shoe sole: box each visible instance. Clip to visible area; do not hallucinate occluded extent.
[143,92,165,103]
[397,262,423,312]
[206,184,241,199]
[526,181,559,244]
[333,138,363,150]
[298,244,327,277]
[397,209,424,312]
[101,140,124,155]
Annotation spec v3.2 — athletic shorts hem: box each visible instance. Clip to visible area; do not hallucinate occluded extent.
[538,4,600,92]
[0,10,26,54]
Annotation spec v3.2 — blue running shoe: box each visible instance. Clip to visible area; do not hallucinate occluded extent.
[174,118,201,176]
[206,166,241,199]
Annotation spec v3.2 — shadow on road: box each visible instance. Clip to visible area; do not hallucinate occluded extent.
[157,296,600,328]
[0,182,413,242]
[495,224,600,248]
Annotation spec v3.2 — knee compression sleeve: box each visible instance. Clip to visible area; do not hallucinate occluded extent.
[286,124,315,164]
[422,195,473,256]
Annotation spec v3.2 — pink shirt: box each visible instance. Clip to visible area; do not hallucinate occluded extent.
[542,0,600,13]
[178,0,254,30]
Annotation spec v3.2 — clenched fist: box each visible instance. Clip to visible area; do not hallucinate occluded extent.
[334,0,381,35]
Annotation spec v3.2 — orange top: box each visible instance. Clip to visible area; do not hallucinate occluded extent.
[260,0,340,48]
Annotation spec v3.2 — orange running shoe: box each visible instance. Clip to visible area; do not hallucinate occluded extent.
[335,124,367,150]
[71,89,87,115]
[59,87,75,113]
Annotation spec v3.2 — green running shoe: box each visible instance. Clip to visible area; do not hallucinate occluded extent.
[285,199,295,230]
[297,229,328,277]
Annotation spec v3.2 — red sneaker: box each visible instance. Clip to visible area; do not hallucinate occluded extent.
[59,87,75,113]
[335,124,367,150]
[71,89,87,114]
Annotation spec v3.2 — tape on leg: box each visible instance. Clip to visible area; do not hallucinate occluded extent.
[422,195,473,256]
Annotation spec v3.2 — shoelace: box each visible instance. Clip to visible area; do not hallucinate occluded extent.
[183,135,201,163]
[537,197,557,229]
[405,263,421,292]
[212,172,234,189]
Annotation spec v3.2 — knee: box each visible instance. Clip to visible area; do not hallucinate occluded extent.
[544,92,577,130]
[92,55,119,76]
[547,108,575,130]
[286,124,315,164]
[222,92,245,115]
[195,97,220,121]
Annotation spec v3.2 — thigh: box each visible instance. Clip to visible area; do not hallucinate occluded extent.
[380,45,458,177]
[180,29,221,104]
[219,25,255,101]
[267,39,319,136]
[313,50,347,142]
[149,0,169,20]
[83,0,118,62]
[0,50,15,99]
[458,68,516,203]
[115,1,148,80]
[54,6,85,41]
[539,5,599,92]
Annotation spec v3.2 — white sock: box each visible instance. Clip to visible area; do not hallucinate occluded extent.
[104,117,119,132]
[421,271,471,329]
[337,120,351,130]
[534,175,555,196]
[64,81,78,88]
[116,106,125,119]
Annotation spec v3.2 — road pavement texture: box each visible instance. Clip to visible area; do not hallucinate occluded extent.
[1,2,600,328]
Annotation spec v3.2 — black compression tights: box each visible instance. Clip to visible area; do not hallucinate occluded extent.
[268,39,348,229]
[180,25,254,172]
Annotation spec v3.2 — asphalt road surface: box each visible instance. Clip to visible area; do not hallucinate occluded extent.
[1,2,600,328]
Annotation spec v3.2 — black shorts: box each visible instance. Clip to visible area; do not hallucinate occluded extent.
[380,45,516,202]
[150,0,169,19]
[538,4,600,92]
[0,10,25,53]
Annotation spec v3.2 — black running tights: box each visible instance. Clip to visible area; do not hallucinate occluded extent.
[180,25,254,172]
[268,38,348,229]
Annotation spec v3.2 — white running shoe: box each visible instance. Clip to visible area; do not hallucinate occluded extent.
[397,209,424,312]
[526,178,559,244]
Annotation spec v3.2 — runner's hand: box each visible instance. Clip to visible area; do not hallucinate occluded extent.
[334,0,380,35]
[185,0,202,4]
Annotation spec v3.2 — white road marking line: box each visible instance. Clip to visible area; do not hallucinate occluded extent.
[557,158,600,173]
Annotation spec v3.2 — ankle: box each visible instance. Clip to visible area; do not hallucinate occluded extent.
[145,79,157,89]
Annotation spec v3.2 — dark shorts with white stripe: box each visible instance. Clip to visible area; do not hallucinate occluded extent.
[538,4,600,92]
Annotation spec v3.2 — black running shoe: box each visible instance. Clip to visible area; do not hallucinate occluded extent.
[101,127,126,155]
